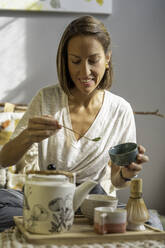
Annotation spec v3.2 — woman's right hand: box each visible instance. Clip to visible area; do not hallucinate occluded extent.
[24,115,62,143]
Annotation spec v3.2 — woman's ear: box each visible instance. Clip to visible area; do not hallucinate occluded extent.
[106,51,112,64]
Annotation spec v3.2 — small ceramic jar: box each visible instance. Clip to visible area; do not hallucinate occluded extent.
[94,207,127,234]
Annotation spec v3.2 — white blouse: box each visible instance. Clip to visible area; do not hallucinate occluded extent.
[12,84,136,196]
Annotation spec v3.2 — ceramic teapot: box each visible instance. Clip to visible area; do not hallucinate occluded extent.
[23,170,97,234]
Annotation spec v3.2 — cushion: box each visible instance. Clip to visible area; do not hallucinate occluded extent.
[0,112,24,187]
[7,171,26,191]
[0,112,39,190]
[0,112,24,151]
[6,143,39,190]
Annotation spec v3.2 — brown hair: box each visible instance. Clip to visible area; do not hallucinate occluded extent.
[56,15,113,95]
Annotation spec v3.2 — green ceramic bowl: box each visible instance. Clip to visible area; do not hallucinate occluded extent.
[109,142,138,166]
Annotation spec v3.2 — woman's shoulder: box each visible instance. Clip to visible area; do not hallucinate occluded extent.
[27,84,63,111]
[39,83,62,96]
[35,84,64,103]
[105,90,132,109]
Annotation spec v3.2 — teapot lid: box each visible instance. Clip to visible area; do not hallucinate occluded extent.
[27,174,69,182]
[26,170,75,184]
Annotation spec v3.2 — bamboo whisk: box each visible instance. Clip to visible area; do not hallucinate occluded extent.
[126,178,149,231]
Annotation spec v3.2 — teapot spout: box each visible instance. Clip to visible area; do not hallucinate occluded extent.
[73,180,98,212]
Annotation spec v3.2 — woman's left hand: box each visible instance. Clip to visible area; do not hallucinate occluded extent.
[121,145,149,179]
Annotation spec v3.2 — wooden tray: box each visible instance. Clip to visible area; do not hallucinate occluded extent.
[14,216,165,245]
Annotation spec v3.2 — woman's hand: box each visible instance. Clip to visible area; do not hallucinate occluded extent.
[24,115,62,144]
[121,145,149,180]
[110,145,149,187]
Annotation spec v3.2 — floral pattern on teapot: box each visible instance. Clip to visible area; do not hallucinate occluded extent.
[48,194,74,232]
[23,185,74,233]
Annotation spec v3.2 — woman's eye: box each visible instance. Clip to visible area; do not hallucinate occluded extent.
[71,60,80,64]
[89,58,100,64]
[89,60,98,64]
[71,57,100,65]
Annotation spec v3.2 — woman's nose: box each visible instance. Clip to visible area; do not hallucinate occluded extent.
[80,61,91,76]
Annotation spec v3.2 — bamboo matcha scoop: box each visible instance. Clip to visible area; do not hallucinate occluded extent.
[62,125,101,142]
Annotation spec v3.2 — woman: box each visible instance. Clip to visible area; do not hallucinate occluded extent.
[0,15,149,231]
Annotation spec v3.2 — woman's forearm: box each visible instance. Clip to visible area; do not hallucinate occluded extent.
[0,129,33,168]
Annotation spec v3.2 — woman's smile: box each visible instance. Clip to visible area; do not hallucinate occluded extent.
[79,78,95,87]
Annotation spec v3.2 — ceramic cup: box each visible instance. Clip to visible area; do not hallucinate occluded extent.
[109,142,138,166]
[94,207,127,234]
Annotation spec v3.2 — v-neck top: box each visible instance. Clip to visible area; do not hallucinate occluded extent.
[64,90,106,146]
[12,84,136,196]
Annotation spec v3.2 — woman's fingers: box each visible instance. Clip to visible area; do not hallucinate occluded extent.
[121,145,149,179]
[128,162,142,172]
[122,163,142,179]
[27,116,62,143]
[136,153,149,164]
[138,145,146,154]
[28,116,61,129]
[133,145,149,164]
[29,116,59,126]
[28,122,56,130]
[121,167,137,179]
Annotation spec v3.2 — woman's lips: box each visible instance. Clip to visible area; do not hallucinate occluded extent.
[80,79,94,87]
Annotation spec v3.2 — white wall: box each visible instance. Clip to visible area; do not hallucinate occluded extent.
[0,0,165,214]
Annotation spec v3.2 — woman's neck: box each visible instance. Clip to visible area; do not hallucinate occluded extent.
[68,88,104,108]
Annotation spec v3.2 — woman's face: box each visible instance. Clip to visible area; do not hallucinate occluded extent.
[67,35,110,96]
